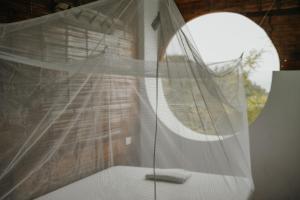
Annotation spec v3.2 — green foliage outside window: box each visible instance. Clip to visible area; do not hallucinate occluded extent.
[242,50,268,124]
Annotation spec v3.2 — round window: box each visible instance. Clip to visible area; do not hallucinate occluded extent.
[163,12,279,131]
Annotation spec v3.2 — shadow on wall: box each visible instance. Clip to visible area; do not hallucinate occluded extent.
[250,71,300,200]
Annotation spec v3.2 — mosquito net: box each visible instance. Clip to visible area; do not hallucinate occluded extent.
[0,0,254,199]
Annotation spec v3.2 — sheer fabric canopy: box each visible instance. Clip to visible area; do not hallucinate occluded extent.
[0,0,253,199]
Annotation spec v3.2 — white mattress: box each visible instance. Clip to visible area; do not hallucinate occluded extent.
[35,166,252,200]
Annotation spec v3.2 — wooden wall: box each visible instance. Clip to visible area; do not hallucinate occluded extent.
[0,67,140,200]
[0,21,140,200]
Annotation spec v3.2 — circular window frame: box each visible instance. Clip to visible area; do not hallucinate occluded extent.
[145,78,233,141]
[145,12,279,141]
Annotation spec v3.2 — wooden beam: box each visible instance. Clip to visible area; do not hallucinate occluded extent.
[245,7,300,17]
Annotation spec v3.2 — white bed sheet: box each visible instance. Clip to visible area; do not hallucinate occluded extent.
[35,166,252,200]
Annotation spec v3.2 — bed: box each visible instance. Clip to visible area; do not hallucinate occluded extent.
[35,166,253,200]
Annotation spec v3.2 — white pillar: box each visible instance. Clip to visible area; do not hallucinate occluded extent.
[138,0,160,167]
[138,0,159,61]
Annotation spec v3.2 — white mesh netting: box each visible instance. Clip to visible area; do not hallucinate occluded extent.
[0,0,254,200]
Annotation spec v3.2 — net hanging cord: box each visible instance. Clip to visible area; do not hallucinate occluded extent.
[152,9,163,200]
[153,60,159,200]
[153,34,160,200]
[259,0,276,26]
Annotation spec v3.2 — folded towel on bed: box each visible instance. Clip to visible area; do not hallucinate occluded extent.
[145,169,191,184]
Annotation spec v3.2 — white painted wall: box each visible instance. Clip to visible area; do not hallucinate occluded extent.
[250,71,300,200]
